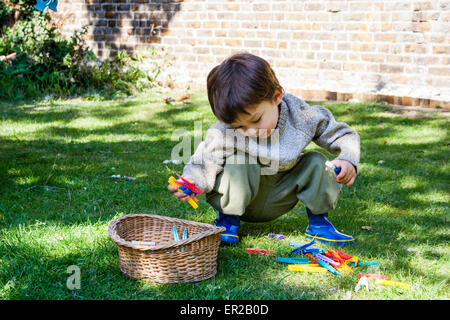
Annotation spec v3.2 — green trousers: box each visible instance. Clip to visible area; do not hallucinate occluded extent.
[205,151,342,222]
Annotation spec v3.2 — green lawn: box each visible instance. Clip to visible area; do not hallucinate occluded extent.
[0,88,448,300]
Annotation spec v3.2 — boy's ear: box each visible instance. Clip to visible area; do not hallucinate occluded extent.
[273,90,283,105]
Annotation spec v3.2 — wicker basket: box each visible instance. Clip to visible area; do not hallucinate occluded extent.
[108,214,225,284]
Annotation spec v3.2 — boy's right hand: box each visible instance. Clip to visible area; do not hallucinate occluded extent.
[167,175,199,202]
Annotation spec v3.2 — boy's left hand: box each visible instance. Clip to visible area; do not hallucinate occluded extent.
[327,159,357,186]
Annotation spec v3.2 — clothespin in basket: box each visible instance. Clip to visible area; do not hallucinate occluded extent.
[172,226,187,252]
[172,226,180,242]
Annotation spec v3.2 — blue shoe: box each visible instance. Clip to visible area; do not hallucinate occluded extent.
[304,208,355,246]
[214,212,240,245]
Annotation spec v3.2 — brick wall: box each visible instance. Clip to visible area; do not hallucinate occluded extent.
[51,0,450,108]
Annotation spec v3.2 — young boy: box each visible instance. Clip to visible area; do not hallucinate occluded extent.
[168,53,360,246]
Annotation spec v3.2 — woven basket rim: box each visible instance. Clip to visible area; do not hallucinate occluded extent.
[108,213,225,251]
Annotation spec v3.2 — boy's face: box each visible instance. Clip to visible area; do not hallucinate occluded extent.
[230,92,283,138]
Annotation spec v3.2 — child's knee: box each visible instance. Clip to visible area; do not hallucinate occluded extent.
[302,151,327,170]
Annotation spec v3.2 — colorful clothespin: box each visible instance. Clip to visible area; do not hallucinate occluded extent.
[324,250,344,265]
[290,239,325,255]
[358,261,379,266]
[355,276,369,292]
[358,273,389,280]
[325,160,342,175]
[245,248,275,256]
[35,0,58,12]
[277,257,309,264]
[332,249,353,261]
[375,279,410,290]
[268,233,285,240]
[288,264,327,273]
[180,227,187,252]
[336,263,353,275]
[172,226,179,242]
[168,175,202,209]
[347,256,359,266]
[317,259,342,276]
[48,0,58,11]
[130,240,156,247]
[316,253,341,266]
[304,253,317,263]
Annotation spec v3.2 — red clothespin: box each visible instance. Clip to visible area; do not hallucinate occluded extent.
[332,249,353,261]
[245,248,275,256]
[324,250,344,266]
[176,174,203,195]
[358,273,389,280]
[330,250,345,265]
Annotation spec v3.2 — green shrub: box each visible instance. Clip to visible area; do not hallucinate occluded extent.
[0,1,163,101]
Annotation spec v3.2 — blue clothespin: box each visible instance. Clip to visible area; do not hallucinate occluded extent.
[325,161,341,175]
[277,257,310,264]
[48,0,58,12]
[35,0,58,12]
[172,226,188,252]
[179,185,194,195]
[172,226,179,242]
[317,259,342,276]
[290,239,315,254]
[35,0,51,12]
[290,239,325,255]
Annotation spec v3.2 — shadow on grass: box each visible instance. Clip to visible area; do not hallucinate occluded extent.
[0,98,448,299]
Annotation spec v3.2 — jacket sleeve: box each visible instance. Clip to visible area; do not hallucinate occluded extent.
[182,123,234,194]
[311,105,361,172]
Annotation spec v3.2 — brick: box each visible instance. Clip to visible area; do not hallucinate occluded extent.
[320,61,341,70]
[286,13,306,21]
[264,40,277,49]
[380,64,404,73]
[52,0,450,108]
[429,67,450,76]
[433,46,450,54]
[203,21,219,28]
[225,39,242,47]
[253,3,270,11]
[374,33,397,42]
[352,43,376,52]
[304,3,324,11]
[361,54,385,63]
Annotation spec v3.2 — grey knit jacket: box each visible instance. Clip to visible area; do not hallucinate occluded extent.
[182,93,360,194]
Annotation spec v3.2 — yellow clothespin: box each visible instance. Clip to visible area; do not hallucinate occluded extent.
[347,256,359,266]
[288,264,327,273]
[336,263,353,275]
[375,279,410,290]
[168,176,199,209]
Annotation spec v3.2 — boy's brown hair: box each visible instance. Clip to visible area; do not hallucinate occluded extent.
[207,52,284,124]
